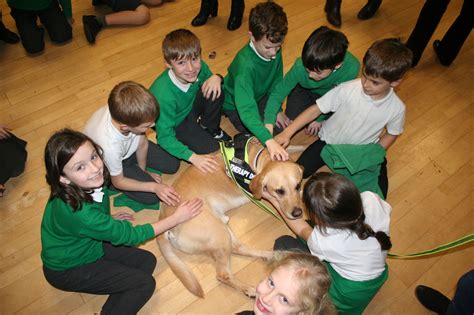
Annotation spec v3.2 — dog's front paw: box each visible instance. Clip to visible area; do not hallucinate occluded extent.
[244,287,256,298]
[220,215,230,224]
[260,250,274,261]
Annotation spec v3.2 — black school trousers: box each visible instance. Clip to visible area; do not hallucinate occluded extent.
[175,87,225,155]
[10,0,72,54]
[43,242,157,315]
[118,140,180,204]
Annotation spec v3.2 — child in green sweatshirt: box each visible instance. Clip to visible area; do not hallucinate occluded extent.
[150,29,230,174]
[41,129,202,314]
[266,26,360,137]
[223,1,288,161]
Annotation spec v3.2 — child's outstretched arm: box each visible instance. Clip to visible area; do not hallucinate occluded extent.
[135,135,162,183]
[189,153,219,173]
[378,133,398,150]
[151,198,203,235]
[278,212,313,241]
[111,174,181,206]
[275,103,322,147]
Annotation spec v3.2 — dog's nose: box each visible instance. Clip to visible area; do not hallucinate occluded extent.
[291,207,303,218]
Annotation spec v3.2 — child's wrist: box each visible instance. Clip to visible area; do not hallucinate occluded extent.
[215,73,224,84]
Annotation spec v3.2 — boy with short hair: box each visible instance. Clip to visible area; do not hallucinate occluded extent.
[150,28,230,174]
[222,1,289,161]
[82,0,169,44]
[84,81,181,206]
[276,38,413,198]
[265,26,360,136]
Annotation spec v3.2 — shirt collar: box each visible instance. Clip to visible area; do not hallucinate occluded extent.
[249,41,273,62]
[90,187,104,203]
[361,86,394,107]
[168,69,196,92]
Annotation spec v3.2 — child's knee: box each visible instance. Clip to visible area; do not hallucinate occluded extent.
[135,5,150,25]
[23,37,45,54]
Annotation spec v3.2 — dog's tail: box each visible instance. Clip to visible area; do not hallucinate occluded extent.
[157,233,205,298]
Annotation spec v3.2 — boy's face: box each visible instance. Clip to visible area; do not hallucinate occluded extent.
[306,63,342,81]
[166,56,202,84]
[306,68,333,81]
[124,121,155,135]
[361,70,400,100]
[251,34,283,60]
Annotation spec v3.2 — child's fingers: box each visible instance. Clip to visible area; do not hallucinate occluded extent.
[113,212,135,221]
[168,191,181,203]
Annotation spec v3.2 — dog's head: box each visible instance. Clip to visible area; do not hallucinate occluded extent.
[249,160,304,219]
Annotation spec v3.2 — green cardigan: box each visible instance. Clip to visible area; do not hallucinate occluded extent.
[321,144,386,199]
[8,0,72,18]
[150,60,213,161]
[265,52,360,124]
[40,188,154,271]
[223,43,283,144]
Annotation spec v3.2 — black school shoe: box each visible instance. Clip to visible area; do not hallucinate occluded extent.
[357,0,382,20]
[0,23,20,44]
[415,285,450,314]
[82,15,102,44]
[209,128,232,143]
[433,40,452,67]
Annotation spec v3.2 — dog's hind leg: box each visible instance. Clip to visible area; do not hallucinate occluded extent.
[227,227,273,260]
[212,249,257,297]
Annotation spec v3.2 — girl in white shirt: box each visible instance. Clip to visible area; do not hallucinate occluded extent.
[273,172,392,315]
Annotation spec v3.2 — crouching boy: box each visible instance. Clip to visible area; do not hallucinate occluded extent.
[84,81,181,206]
[150,29,230,173]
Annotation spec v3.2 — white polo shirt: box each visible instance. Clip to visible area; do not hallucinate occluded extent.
[317,79,405,144]
[83,106,140,176]
[307,191,392,281]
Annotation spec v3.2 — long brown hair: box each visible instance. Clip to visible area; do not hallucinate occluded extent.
[44,129,110,211]
[303,172,392,250]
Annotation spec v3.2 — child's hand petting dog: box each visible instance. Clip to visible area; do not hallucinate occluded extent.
[189,153,219,173]
[304,121,321,136]
[154,183,181,206]
[173,198,204,224]
[275,112,291,129]
[274,131,291,148]
[112,212,135,221]
[147,171,162,183]
[265,139,289,161]
[201,75,222,101]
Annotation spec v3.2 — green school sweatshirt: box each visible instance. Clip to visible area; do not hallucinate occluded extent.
[321,144,386,199]
[7,0,72,18]
[223,43,283,144]
[150,61,213,161]
[40,189,154,271]
[265,52,360,125]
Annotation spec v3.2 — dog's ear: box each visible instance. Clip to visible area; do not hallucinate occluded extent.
[249,172,265,199]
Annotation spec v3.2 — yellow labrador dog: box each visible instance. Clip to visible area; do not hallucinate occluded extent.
[157,140,304,298]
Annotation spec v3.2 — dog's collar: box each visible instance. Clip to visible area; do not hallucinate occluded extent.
[253,147,266,170]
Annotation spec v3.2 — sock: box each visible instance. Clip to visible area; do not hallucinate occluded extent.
[97,16,107,27]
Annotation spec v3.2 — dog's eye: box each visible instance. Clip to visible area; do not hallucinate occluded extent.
[296,183,301,191]
[276,188,285,195]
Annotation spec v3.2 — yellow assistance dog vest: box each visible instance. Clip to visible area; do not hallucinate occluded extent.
[221,134,256,192]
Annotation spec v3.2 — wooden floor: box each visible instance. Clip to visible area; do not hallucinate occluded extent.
[0,0,473,314]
